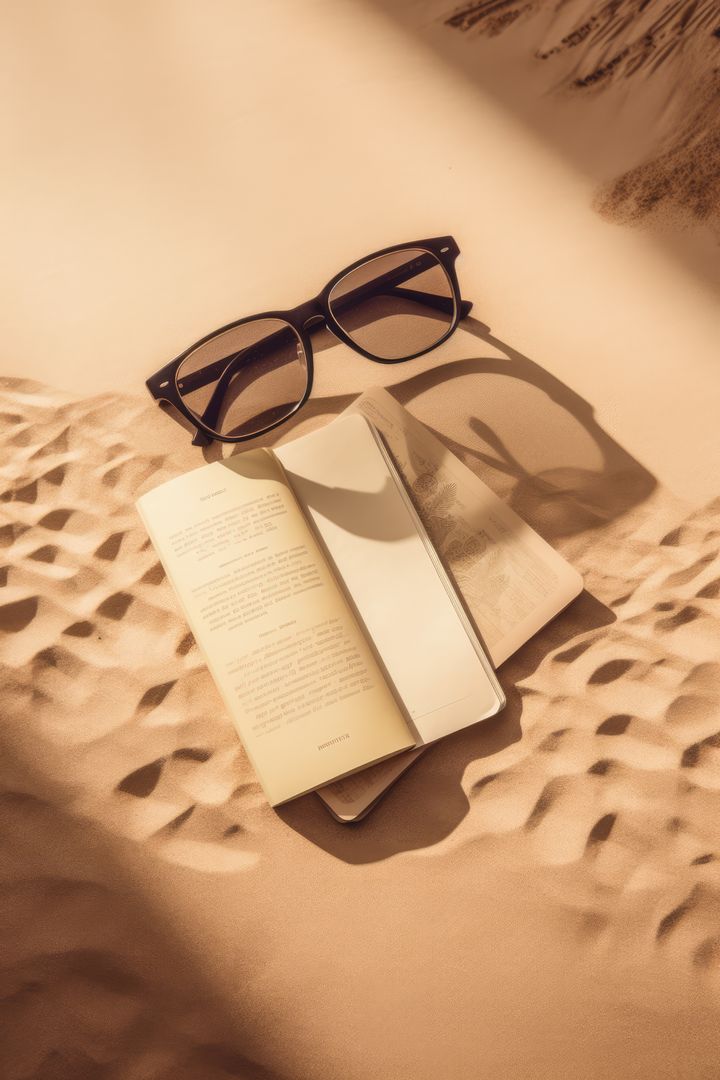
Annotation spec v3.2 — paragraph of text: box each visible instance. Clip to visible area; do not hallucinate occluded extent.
[192,543,323,633]
[227,617,374,737]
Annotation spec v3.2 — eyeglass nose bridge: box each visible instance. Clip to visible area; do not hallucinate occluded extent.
[284,296,326,334]
[299,308,339,357]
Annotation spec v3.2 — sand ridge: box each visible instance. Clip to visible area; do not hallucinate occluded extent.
[455,495,720,957]
[2,376,720,1076]
[0,379,267,870]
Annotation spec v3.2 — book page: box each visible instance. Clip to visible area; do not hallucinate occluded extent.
[275,414,505,746]
[345,389,584,664]
[136,450,415,806]
[316,388,583,821]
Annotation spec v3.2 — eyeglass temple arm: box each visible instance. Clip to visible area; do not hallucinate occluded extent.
[190,347,256,441]
[379,287,472,319]
[168,252,472,404]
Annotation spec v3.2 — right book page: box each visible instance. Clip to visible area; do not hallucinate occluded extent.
[316,387,584,820]
[275,413,505,747]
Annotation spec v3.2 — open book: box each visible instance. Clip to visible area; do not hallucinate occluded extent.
[317,388,585,820]
[137,411,506,806]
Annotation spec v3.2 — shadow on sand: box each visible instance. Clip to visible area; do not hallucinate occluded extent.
[274,317,655,862]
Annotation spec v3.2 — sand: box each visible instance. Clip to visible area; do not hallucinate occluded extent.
[2,373,720,1079]
[435,0,720,233]
[2,1,720,1075]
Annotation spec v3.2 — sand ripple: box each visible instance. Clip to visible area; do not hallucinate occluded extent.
[2,377,720,1077]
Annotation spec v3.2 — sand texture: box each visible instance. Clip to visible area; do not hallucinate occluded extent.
[440,0,720,233]
[2,376,720,1079]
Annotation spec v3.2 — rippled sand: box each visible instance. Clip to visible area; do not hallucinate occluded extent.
[2,377,720,1079]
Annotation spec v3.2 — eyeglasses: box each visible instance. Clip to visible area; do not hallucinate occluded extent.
[146,235,472,445]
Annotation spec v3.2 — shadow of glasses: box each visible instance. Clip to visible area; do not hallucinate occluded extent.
[217,314,656,543]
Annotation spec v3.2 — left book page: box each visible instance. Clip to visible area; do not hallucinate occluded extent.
[136,450,415,806]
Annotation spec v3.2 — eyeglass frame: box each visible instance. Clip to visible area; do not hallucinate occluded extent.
[145,234,473,446]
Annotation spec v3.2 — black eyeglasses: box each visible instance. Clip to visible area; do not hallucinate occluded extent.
[146,235,472,445]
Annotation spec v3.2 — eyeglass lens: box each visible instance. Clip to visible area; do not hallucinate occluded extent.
[327,248,456,360]
[176,318,308,439]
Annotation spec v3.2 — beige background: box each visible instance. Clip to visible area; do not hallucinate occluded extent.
[1,0,718,501]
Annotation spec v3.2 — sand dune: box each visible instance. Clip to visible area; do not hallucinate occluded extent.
[2,376,720,1078]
